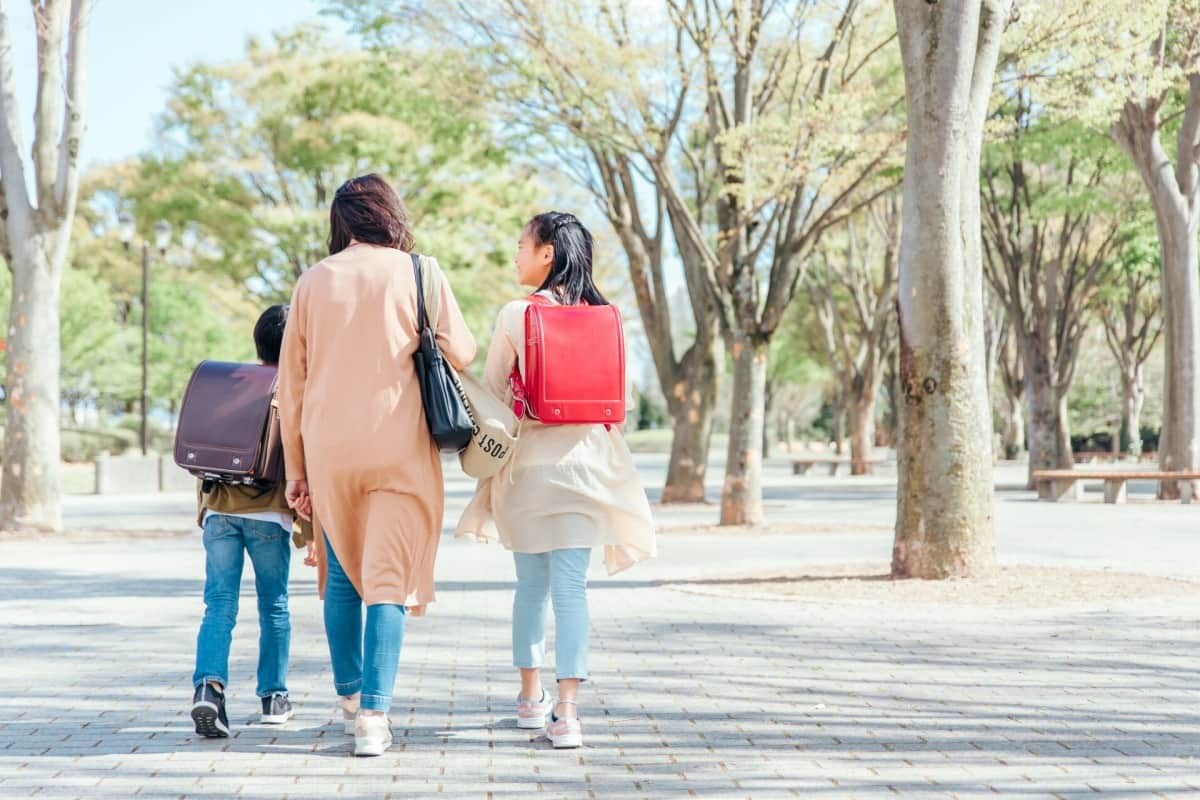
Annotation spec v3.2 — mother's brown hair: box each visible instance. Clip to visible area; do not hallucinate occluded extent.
[328,174,416,255]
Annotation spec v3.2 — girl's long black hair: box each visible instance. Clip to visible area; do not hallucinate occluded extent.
[527,211,609,306]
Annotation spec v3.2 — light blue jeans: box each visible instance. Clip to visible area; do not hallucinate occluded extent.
[193,515,291,697]
[512,548,592,680]
[322,534,407,712]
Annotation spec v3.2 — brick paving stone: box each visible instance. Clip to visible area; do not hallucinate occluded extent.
[3,460,1200,797]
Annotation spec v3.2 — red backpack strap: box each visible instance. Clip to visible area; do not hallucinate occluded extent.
[509,365,527,419]
[507,295,547,417]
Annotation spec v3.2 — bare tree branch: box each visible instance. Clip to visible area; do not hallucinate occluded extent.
[31,0,67,216]
[0,0,33,235]
[54,0,90,217]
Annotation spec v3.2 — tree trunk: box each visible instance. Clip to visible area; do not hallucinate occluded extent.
[883,349,900,445]
[1112,83,1200,498]
[1025,358,1074,492]
[1,237,64,531]
[0,0,92,532]
[848,375,881,475]
[720,336,768,526]
[661,353,718,504]
[892,0,1003,579]
[1001,389,1024,460]
[1156,210,1200,497]
[848,397,875,475]
[762,380,775,460]
[1120,363,1144,458]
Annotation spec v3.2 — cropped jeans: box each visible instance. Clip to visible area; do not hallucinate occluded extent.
[512,548,592,680]
[322,533,407,712]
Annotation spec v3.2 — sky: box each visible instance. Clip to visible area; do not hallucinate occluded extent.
[7,0,342,170]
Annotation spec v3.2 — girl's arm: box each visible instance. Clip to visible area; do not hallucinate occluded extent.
[482,302,522,399]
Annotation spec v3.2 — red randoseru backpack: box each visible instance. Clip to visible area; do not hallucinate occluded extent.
[510,294,626,426]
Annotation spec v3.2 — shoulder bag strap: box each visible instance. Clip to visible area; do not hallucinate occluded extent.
[412,253,445,332]
[411,253,429,333]
[423,256,442,331]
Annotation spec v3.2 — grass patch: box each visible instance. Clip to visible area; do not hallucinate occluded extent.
[624,429,730,454]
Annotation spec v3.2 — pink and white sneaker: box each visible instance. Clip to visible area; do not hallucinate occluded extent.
[546,701,583,749]
[517,688,552,730]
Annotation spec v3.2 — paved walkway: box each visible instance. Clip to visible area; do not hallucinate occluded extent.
[1,456,1198,798]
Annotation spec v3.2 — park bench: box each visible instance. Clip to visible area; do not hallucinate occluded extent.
[1031,469,1200,504]
[792,456,887,476]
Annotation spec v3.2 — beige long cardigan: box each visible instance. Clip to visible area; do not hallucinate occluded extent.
[278,243,476,614]
[456,296,656,574]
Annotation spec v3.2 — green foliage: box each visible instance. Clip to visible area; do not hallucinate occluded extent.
[1095,224,1160,307]
[633,388,669,431]
[0,258,138,412]
[59,266,139,410]
[982,100,1137,237]
[137,268,259,410]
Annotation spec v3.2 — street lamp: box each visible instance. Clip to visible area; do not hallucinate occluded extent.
[119,213,171,456]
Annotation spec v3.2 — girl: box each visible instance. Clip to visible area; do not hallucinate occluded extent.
[457,211,656,749]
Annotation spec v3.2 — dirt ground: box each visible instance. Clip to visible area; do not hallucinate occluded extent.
[668,562,1200,608]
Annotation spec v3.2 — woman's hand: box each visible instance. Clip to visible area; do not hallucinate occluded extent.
[304,539,318,567]
[286,479,312,521]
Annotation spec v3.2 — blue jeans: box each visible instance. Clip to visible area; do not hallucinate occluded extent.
[512,548,592,680]
[322,534,407,712]
[193,515,292,696]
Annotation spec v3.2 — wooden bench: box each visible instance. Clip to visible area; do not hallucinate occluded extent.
[1031,469,1200,504]
[793,456,886,476]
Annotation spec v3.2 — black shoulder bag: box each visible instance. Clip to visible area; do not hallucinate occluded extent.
[411,253,474,452]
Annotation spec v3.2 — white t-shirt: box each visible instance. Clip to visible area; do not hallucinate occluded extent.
[201,509,293,537]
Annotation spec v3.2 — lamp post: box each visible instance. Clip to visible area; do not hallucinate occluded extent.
[119,214,171,456]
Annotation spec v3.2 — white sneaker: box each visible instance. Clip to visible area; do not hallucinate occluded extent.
[354,713,392,757]
[338,695,360,735]
[516,688,552,730]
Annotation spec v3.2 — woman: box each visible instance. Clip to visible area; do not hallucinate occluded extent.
[457,211,656,749]
[277,174,476,757]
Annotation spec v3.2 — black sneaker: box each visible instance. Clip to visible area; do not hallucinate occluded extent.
[191,681,229,738]
[260,692,294,724]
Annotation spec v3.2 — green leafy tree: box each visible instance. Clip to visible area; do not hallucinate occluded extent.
[981,110,1135,490]
[92,25,537,338]
[1096,230,1163,456]
[138,269,259,415]
[807,195,899,473]
[58,267,138,420]
[0,255,137,423]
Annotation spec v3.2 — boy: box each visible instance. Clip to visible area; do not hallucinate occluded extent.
[190,304,314,737]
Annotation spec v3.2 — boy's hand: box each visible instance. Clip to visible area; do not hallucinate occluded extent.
[304,540,318,567]
[286,479,312,520]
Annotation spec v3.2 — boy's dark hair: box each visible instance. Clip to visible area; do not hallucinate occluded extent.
[254,305,288,365]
